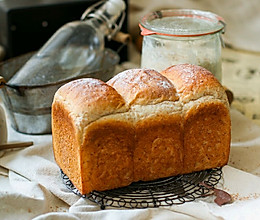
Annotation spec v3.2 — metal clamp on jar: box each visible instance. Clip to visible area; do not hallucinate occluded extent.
[139,9,225,82]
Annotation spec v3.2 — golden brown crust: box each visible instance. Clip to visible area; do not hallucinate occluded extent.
[52,101,83,192]
[52,64,231,194]
[81,117,135,194]
[183,101,231,173]
[134,113,183,182]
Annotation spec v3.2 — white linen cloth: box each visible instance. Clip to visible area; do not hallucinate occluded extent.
[1,108,260,220]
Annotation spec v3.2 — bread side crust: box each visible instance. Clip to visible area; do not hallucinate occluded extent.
[52,100,83,193]
[183,98,231,173]
[134,112,183,181]
[81,115,135,194]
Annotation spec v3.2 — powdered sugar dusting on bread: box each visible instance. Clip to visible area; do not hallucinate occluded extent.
[161,64,226,104]
[54,78,128,133]
[107,69,179,105]
[109,69,174,90]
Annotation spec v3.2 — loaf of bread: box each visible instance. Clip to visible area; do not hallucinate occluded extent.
[52,64,231,195]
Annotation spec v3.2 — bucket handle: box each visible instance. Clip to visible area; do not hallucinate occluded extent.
[0,76,6,89]
[0,76,22,91]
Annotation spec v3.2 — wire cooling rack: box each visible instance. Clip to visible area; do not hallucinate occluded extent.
[61,167,222,209]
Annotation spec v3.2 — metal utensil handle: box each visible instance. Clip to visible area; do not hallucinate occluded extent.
[0,141,34,150]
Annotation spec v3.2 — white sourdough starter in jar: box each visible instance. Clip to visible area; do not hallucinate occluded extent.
[140,9,225,82]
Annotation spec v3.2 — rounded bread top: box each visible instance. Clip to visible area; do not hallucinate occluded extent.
[53,78,127,123]
[107,68,179,105]
[161,64,227,103]
[52,64,228,127]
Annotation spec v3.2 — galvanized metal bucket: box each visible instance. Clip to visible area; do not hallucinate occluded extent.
[0,49,119,134]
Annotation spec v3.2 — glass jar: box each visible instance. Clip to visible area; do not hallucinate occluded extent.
[139,9,225,82]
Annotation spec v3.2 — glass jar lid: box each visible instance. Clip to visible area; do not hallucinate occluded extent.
[139,9,225,37]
